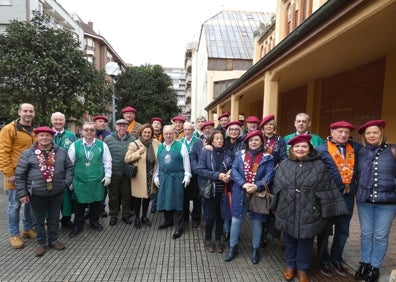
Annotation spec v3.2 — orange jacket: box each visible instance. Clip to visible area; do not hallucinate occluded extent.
[0,119,36,189]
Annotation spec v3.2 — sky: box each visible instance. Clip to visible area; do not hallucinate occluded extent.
[57,0,277,68]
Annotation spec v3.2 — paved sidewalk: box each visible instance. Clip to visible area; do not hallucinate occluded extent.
[0,176,394,281]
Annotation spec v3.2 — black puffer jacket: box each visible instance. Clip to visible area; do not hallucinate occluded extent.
[272,152,348,239]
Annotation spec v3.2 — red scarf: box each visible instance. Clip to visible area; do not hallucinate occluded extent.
[243,151,263,183]
[35,145,55,190]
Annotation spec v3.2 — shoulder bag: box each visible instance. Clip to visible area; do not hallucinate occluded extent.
[124,141,139,178]
[249,181,273,215]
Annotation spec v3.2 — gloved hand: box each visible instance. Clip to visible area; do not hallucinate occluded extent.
[69,184,73,191]
[182,176,190,188]
[102,177,111,187]
[154,177,160,187]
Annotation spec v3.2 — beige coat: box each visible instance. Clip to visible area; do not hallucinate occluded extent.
[124,139,160,198]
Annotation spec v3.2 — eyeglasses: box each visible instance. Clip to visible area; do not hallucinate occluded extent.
[83,128,95,132]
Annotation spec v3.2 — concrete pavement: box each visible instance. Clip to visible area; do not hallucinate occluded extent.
[0,175,394,281]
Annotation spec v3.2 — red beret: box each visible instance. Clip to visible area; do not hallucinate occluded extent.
[122,106,136,113]
[330,121,355,131]
[218,112,230,120]
[93,115,108,122]
[33,126,56,135]
[260,115,275,128]
[358,120,386,134]
[151,117,164,124]
[201,121,215,130]
[243,130,264,143]
[287,134,312,146]
[245,116,260,124]
[226,121,243,128]
[172,116,186,123]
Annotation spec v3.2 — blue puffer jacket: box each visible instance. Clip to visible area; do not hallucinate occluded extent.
[316,138,362,194]
[230,150,275,221]
[15,143,74,198]
[356,143,396,203]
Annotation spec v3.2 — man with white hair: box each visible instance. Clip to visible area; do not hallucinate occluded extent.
[51,112,77,228]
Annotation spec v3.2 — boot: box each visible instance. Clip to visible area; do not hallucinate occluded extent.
[250,248,260,264]
[297,270,309,282]
[355,262,371,280]
[224,245,238,262]
[366,266,380,282]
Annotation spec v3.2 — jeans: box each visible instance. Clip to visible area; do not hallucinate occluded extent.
[7,189,32,236]
[357,201,396,268]
[229,205,263,249]
[284,233,315,270]
[30,193,63,246]
[319,194,354,265]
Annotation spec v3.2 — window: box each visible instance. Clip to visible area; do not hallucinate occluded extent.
[0,0,12,5]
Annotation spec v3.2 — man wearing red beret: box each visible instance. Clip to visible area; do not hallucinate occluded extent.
[151,117,164,144]
[93,116,111,142]
[172,116,186,140]
[243,116,260,138]
[315,120,362,277]
[122,106,142,138]
[216,112,230,134]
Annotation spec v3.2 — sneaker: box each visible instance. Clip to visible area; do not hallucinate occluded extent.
[34,246,47,257]
[9,235,24,249]
[204,240,215,253]
[331,261,349,277]
[320,263,334,277]
[49,241,65,251]
[22,229,36,239]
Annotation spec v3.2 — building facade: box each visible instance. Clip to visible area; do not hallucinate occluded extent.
[205,0,396,142]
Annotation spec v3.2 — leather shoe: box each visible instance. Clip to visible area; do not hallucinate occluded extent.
[158,221,173,230]
[69,227,83,238]
[250,248,260,264]
[355,262,371,280]
[34,246,47,257]
[330,261,348,277]
[122,217,132,225]
[297,270,309,282]
[283,267,296,281]
[91,223,104,231]
[109,217,117,226]
[224,245,238,262]
[141,217,151,226]
[172,230,183,240]
[49,241,65,251]
[134,218,141,229]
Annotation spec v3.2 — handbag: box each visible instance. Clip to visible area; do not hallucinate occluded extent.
[249,183,273,215]
[201,180,214,199]
[124,141,139,178]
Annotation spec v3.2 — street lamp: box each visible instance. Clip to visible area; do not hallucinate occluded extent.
[105,62,121,128]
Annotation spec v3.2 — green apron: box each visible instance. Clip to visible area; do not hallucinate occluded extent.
[72,139,105,204]
[156,141,184,211]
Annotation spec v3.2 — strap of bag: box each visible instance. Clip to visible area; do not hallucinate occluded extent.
[134,141,139,150]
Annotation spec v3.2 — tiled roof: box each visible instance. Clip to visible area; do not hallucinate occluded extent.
[203,10,274,60]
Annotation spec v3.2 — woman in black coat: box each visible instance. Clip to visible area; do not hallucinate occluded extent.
[272,134,347,282]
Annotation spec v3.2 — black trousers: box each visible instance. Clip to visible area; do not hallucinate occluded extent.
[163,210,184,232]
[74,201,101,228]
[183,175,201,222]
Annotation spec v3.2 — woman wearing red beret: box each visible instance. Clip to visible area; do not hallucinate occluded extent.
[272,134,347,282]
[355,120,396,282]
[224,130,275,265]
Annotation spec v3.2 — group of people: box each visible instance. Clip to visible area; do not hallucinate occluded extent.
[0,105,394,282]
